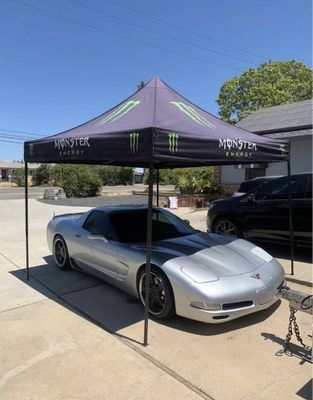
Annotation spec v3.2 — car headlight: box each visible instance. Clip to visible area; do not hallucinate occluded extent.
[209,203,216,210]
[191,301,221,311]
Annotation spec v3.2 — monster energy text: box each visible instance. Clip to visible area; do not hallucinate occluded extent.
[54,137,90,157]
[219,138,257,159]
[169,133,179,154]
[170,101,215,129]
[129,132,139,153]
[97,100,141,126]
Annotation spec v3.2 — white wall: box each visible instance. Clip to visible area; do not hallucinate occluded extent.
[291,139,312,173]
[220,166,245,184]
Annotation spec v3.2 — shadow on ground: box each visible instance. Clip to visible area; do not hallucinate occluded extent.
[10,255,282,344]
[254,241,312,264]
[261,332,312,364]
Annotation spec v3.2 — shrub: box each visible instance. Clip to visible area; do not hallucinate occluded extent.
[148,167,217,194]
[11,168,25,186]
[33,164,54,185]
[95,166,133,185]
[54,165,102,198]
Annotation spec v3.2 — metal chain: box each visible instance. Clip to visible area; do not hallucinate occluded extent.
[283,307,310,354]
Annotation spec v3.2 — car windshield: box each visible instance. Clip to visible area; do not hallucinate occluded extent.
[239,179,266,193]
[108,209,196,243]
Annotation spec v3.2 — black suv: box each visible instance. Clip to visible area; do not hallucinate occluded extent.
[207,173,312,246]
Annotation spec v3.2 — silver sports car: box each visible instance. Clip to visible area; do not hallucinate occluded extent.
[47,206,285,323]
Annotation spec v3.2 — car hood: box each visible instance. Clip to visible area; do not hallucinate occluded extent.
[133,233,270,282]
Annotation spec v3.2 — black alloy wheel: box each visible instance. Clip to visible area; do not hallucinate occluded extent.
[138,267,175,320]
[53,235,71,270]
[213,218,241,237]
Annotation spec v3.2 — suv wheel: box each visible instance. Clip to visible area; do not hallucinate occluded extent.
[213,218,241,237]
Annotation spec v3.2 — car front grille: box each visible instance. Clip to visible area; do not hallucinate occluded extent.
[222,301,253,311]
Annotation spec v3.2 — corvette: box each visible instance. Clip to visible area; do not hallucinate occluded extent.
[47,206,285,323]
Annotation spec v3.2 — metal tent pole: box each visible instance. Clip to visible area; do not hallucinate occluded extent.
[25,162,30,280]
[156,168,159,207]
[144,160,154,346]
[287,160,294,275]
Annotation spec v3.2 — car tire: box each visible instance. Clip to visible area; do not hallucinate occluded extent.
[53,235,71,270]
[138,266,175,320]
[213,217,242,238]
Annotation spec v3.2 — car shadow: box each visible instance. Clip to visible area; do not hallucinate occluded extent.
[10,256,282,344]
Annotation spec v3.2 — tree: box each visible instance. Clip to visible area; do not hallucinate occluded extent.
[54,165,102,198]
[217,60,312,123]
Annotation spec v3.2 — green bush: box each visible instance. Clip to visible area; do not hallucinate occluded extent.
[12,168,25,186]
[33,164,54,185]
[54,165,102,198]
[159,167,217,194]
[95,166,133,185]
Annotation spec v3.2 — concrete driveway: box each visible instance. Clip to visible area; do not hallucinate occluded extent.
[0,199,312,400]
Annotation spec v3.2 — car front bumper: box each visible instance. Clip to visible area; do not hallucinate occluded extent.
[167,262,285,324]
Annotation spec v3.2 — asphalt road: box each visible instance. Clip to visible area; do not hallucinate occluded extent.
[0,187,47,200]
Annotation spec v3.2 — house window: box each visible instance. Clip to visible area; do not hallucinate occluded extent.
[245,166,267,180]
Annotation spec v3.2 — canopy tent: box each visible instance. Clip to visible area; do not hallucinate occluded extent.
[24,76,292,345]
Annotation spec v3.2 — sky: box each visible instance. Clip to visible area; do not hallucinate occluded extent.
[1,0,312,161]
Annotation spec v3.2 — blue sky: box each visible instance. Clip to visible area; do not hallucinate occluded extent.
[1,0,312,161]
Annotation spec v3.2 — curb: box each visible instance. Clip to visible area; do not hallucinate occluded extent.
[285,275,312,288]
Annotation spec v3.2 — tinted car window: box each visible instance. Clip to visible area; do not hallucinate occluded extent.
[305,176,312,199]
[84,211,112,237]
[109,209,196,243]
[256,176,308,200]
[239,179,266,193]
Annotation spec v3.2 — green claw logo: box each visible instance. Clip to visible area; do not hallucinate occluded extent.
[280,144,287,155]
[28,143,34,156]
[168,133,179,154]
[170,101,215,129]
[97,100,141,126]
[129,132,139,153]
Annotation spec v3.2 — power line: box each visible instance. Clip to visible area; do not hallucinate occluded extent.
[0,128,42,137]
[67,0,258,66]
[0,138,24,145]
[104,0,268,61]
[10,0,242,72]
[0,134,37,141]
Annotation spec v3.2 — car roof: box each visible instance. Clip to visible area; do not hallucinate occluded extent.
[244,172,312,184]
[93,205,149,214]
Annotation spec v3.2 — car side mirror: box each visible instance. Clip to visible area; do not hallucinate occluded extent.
[247,193,256,203]
[87,233,109,243]
[183,219,191,225]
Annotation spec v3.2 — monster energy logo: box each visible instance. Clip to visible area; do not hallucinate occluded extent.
[168,133,179,154]
[280,144,287,155]
[170,101,215,129]
[97,100,141,126]
[129,132,139,153]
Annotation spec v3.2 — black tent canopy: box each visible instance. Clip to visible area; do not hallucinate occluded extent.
[24,76,291,345]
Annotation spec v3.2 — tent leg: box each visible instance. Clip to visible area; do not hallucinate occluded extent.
[25,162,30,280]
[144,161,154,346]
[287,160,294,275]
[143,161,154,346]
[156,168,159,207]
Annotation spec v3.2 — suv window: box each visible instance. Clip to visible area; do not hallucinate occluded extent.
[256,176,308,200]
[305,176,312,199]
[84,211,112,237]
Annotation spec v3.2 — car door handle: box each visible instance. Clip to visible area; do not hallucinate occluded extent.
[75,233,81,238]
